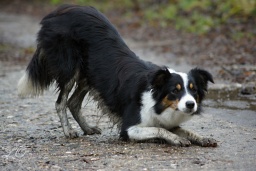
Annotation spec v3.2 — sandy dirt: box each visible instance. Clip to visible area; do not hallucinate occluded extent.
[0,12,256,171]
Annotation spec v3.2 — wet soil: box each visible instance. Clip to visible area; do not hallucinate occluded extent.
[0,8,256,171]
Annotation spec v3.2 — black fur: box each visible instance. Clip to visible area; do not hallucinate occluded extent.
[188,68,214,114]
[188,68,214,102]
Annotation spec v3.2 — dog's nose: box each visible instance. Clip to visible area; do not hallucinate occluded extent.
[186,101,195,109]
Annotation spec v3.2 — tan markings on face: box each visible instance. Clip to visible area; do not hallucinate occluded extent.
[176,84,181,91]
[162,96,179,110]
[189,83,193,89]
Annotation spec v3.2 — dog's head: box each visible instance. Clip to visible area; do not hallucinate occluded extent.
[151,67,214,115]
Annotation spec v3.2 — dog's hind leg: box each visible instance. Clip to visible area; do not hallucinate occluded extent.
[56,79,78,139]
[68,81,101,135]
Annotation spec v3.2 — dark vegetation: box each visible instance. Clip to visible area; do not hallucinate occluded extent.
[53,0,256,36]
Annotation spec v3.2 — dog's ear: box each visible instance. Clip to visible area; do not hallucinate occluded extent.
[151,68,171,88]
[189,68,214,102]
[189,68,214,103]
[189,68,214,91]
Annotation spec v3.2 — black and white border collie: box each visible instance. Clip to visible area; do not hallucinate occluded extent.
[18,5,217,147]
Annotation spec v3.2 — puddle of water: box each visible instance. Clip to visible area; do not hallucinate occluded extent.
[203,88,256,128]
[205,88,256,111]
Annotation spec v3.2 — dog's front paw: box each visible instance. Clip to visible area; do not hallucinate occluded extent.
[171,137,191,147]
[199,137,217,147]
[84,126,101,135]
[64,129,79,139]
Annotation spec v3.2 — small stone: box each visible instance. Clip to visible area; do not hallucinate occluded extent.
[240,82,256,95]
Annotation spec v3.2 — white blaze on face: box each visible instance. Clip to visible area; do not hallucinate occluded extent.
[168,69,197,114]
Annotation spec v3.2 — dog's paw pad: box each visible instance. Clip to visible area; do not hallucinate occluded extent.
[173,137,191,147]
[84,126,101,135]
[65,130,79,139]
[200,138,217,147]
[90,127,102,134]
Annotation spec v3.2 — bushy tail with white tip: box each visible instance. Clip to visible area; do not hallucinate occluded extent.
[17,47,52,97]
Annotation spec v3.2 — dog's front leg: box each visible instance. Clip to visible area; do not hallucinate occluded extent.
[127,126,191,147]
[171,127,217,147]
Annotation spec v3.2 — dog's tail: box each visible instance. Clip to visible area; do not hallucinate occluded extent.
[18,46,53,97]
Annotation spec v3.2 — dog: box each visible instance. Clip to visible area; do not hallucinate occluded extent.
[18,4,217,147]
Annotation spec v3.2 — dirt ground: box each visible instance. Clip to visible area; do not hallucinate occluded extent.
[0,6,256,171]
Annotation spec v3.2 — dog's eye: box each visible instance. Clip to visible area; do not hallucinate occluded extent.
[189,83,197,93]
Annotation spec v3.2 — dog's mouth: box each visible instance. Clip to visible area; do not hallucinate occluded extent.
[184,109,195,114]
[176,108,195,115]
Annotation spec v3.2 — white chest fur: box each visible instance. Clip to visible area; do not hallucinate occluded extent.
[139,91,193,130]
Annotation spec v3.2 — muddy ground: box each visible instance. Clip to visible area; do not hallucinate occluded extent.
[0,8,256,171]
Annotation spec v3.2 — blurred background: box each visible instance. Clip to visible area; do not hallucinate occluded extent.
[1,0,256,35]
[0,0,256,86]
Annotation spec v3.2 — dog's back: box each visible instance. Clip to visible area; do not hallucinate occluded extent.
[18,5,127,96]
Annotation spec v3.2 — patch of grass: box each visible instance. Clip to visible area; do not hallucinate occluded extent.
[232,31,255,41]
[49,0,256,37]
